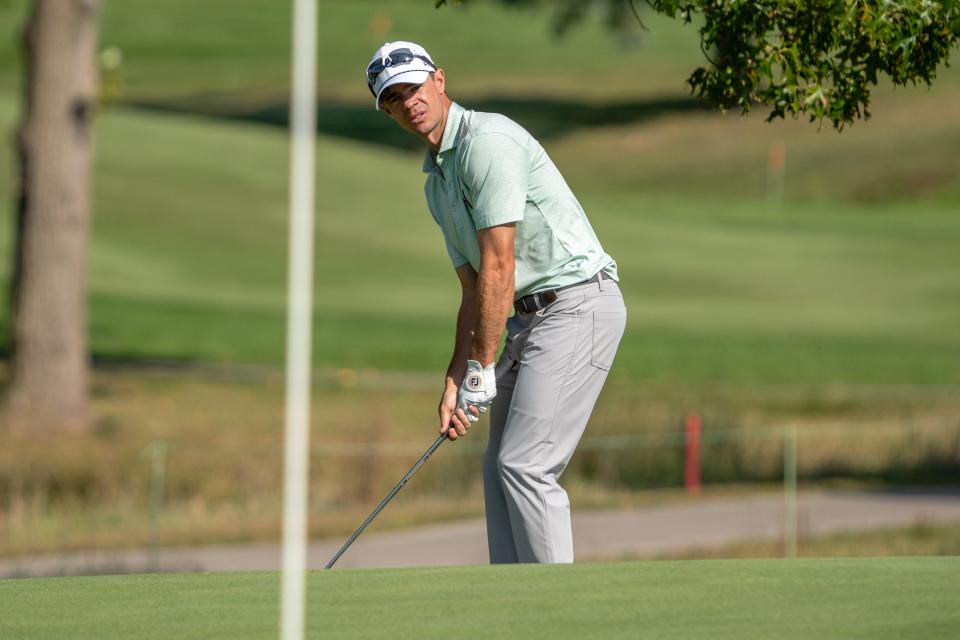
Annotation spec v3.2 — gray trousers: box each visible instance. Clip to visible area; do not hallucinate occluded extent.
[484,275,626,563]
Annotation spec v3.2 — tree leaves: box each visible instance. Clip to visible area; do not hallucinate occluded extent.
[436,0,960,130]
[675,0,959,128]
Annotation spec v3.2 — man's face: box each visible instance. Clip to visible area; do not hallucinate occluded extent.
[378,69,446,141]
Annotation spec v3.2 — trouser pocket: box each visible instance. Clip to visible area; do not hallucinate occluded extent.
[590,310,627,371]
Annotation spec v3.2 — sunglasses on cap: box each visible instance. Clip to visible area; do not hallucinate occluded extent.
[366,48,436,88]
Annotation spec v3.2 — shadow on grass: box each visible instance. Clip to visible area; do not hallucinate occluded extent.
[127,94,709,151]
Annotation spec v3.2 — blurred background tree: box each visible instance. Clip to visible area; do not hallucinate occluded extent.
[437,0,960,128]
[3,0,101,434]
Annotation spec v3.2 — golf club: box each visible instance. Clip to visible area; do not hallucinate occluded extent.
[324,431,448,569]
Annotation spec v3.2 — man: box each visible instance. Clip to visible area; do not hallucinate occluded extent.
[366,41,626,564]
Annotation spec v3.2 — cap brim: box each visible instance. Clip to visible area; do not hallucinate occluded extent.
[374,69,430,110]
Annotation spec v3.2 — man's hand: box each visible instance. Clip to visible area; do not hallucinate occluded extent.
[457,360,496,423]
[439,380,479,441]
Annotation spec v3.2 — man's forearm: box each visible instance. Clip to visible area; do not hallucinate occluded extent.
[469,263,514,365]
[446,293,478,386]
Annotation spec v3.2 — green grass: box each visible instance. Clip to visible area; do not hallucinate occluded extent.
[1,89,958,383]
[1,558,958,639]
[0,0,706,102]
[1,1,959,384]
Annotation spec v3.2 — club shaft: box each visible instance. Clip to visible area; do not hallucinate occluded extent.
[325,433,447,569]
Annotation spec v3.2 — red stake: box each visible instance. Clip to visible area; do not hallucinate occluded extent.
[685,412,702,495]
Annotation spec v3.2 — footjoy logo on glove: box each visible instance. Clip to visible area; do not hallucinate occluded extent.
[467,375,482,391]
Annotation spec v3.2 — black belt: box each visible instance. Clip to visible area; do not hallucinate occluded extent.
[513,271,612,315]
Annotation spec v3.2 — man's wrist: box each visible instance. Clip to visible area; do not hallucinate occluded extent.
[468,347,496,367]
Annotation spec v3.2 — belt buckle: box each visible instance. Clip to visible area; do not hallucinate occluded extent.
[515,289,559,315]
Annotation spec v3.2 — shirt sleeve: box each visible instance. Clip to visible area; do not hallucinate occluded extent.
[457,133,527,229]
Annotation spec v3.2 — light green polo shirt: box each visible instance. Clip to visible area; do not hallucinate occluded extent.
[423,102,618,299]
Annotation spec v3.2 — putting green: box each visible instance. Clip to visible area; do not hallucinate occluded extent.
[1,557,957,639]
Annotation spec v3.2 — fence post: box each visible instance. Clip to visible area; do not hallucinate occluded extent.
[685,412,701,495]
[146,441,168,572]
[783,426,798,558]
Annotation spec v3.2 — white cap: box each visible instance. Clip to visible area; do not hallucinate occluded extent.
[366,41,436,110]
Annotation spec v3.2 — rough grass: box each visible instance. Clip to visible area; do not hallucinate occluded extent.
[1,558,958,639]
[0,365,957,556]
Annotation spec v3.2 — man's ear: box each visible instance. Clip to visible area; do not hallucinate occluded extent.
[433,68,445,95]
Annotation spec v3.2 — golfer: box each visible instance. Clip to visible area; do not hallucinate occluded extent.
[366,41,626,564]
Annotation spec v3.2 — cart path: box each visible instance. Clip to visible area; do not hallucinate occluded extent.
[3,489,959,578]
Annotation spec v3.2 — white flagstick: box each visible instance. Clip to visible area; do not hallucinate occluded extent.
[281,0,317,639]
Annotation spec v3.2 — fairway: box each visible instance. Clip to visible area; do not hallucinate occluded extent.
[1,558,957,639]
[0,91,958,383]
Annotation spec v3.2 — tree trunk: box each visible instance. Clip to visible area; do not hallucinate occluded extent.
[3,0,101,434]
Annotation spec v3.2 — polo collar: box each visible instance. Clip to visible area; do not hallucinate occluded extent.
[422,102,465,175]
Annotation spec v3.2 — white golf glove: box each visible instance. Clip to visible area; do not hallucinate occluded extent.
[458,360,497,423]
